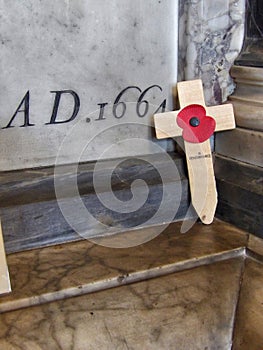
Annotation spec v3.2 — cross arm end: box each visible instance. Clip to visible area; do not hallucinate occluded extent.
[153,111,182,139]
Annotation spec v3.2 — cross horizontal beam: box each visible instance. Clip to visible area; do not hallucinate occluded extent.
[154,104,235,139]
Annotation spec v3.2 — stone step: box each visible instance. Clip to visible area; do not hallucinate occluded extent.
[0,220,260,350]
[0,153,191,253]
[215,127,263,168]
[230,65,263,131]
[215,154,263,237]
[0,220,247,314]
[0,257,244,350]
[1,220,262,350]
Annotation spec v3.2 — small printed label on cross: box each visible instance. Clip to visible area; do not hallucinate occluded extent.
[154,79,235,224]
[0,222,11,295]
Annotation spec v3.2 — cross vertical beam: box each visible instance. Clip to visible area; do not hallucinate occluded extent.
[154,79,235,224]
[0,222,11,295]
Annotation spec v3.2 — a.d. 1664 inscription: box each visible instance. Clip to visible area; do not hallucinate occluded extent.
[2,85,166,129]
[0,0,177,171]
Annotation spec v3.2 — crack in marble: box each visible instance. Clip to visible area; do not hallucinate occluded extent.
[0,248,245,314]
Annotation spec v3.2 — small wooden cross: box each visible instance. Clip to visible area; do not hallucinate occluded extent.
[0,221,11,294]
[154,79,235,224]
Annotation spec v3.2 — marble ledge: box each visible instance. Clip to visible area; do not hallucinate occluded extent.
[233,258,263,350]
[0,258,243,350]
[0,219,248,314]
[248,234,263,257]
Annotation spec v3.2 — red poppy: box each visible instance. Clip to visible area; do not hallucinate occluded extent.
[177,104,216,143]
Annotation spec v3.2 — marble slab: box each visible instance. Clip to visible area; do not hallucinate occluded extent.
[0,220,248,313]
[216,128,263,167]
[0,0,178,171]
[233,258,263,350]
[0,154,190,254]
[215,155,263,238]
[248,235,263,257]
[179,0,245,104]
[0,258,243,350]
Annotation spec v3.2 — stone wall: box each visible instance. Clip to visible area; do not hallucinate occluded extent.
[179,0,245,104]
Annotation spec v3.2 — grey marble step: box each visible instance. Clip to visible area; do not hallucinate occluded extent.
[0,153,192,253]
[215,154,263,238]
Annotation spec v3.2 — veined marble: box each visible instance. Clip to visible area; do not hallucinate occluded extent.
[0,220,261,349]
[233,258,263,350]
[0,258,243,350]
[179,0,245,104]
[0,220,247,313]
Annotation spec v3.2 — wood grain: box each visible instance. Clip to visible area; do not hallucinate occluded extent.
[207,104,235,131]
[177,79,205,107]
[0,222,11,295]
[154,80,235,224]
[153,111,181,139]
[176,80,219,223]
[185,140,217,224]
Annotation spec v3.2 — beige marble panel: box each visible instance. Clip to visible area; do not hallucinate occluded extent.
[0,220,247,313]
[0,258,243,350]
[233,258,263,350]
[248,234,263,257]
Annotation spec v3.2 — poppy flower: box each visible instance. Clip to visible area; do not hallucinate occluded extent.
[177,104,216,143]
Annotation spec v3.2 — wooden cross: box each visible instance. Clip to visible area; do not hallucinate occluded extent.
[154,79,235,224]
[0,221,11,294]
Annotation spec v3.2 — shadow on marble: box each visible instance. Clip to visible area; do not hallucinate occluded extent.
[0,220,247,313]
[0,258,243,350]
[233,258,263,350]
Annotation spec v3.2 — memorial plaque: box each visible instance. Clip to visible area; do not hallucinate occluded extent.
[0,0,178,171]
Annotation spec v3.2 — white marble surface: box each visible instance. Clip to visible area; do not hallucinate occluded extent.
[179,0,245,105]
[0,0,178,171]
[0,0,246,171]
